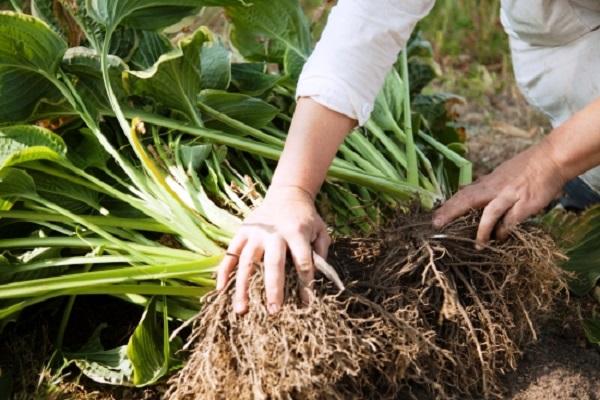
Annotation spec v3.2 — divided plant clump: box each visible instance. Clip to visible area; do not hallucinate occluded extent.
[0,0,565,398]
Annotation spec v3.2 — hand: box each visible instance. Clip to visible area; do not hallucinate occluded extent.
[433,139,567,247]
[216,186,331,315]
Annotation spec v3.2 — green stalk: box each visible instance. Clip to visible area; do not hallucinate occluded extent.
[0,237,199,260]
[0,257,220,299]
[338,143,386,177]
[0,211,174,233]
[32,196,153,263]
[365,120,408,169]
[417,130,473,186]
[130,110,433,202]
[0,255,135,278]
[401,49,419,186]
[345,131,402,180]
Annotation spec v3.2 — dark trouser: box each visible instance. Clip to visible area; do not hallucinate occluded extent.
[559,177,600,211]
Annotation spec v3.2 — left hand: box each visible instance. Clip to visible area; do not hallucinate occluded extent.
[432,138,567,247]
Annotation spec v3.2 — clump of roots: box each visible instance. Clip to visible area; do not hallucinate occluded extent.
[167,212,567,400]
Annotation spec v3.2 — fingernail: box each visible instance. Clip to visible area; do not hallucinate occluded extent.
[268,303,280,314]
[432,218,442,228]
[475,243,483,251]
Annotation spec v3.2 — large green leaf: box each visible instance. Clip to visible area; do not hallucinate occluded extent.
[543,205,600,295]
[226,0,312,79]
[29,171,101,212]
[129,31,173,71]
[0,168,37,198]
[126,28,209,124]
[65,128,110,170]
[62,46,127,117]
[230,63,280,96]
[0,125,67,170]
[65,324,134,386]
[85,0,243,30]
[198,90,279,130]
[0,12,68,123]
[127,297,173,386]
[200,39,231,90]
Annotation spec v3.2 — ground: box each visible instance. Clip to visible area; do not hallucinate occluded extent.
[444,50,600,399]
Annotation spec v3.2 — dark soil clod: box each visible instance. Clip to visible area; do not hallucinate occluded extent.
[167,212,567,400]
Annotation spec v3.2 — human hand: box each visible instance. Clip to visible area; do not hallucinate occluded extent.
[216,186,331,315]
[433,139,567,247]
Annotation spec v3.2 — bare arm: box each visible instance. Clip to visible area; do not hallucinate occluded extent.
[434,96,600,246]
[217,98,355,314]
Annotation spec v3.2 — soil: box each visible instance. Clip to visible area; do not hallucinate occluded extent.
[503,298,600,400]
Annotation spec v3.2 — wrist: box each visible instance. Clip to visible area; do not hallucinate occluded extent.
[266,184,316,202]
[542,132,571,185]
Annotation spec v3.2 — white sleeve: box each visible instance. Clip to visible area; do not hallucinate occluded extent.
[296,0,435,126]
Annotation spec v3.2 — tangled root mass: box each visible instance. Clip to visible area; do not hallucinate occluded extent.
[167,212,567,400]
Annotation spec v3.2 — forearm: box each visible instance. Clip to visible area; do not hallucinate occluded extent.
[546,97,600,182]
[269,97,356,198]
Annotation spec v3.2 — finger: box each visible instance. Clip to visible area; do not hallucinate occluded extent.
[263,236,286,314]
[313,225,332,259]
[216,234,247,291]
[476,195,516,248]
[233,242,264,314]
[287,234,315,306]
[496,201,534,240]
[433,185,492,228]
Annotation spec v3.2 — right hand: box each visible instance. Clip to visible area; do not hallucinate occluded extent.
[216,186,331,315]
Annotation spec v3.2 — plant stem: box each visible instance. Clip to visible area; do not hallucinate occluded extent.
[401,49,419,186]
[0,211,174,233]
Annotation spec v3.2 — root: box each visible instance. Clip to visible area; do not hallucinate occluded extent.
[167,211,567,400]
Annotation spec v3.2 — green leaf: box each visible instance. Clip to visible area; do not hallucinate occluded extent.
[226,0,312,79]
[29,170,101,212]
[198,90,279,130]
[67,128,111,170]
[129,31,173,71]
[200,39,231,90]
[85,0,243,30]
[0,168,37,198]
[62,46,127,117]
[127,297,170,386]
[0,12,68,124]
[179,144,213,171]
[230,63,280,96]
[125,28,209,124]
[583,317,600,345]
[0,125,67,170]
[66,323,134,386]
[543,205,600,295]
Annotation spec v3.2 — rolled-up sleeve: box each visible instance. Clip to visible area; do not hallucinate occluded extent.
[296,0,435,126]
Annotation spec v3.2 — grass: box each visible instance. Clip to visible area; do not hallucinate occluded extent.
[419,0,513,102]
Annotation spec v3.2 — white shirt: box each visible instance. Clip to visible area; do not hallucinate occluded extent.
[297,0,600,189]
